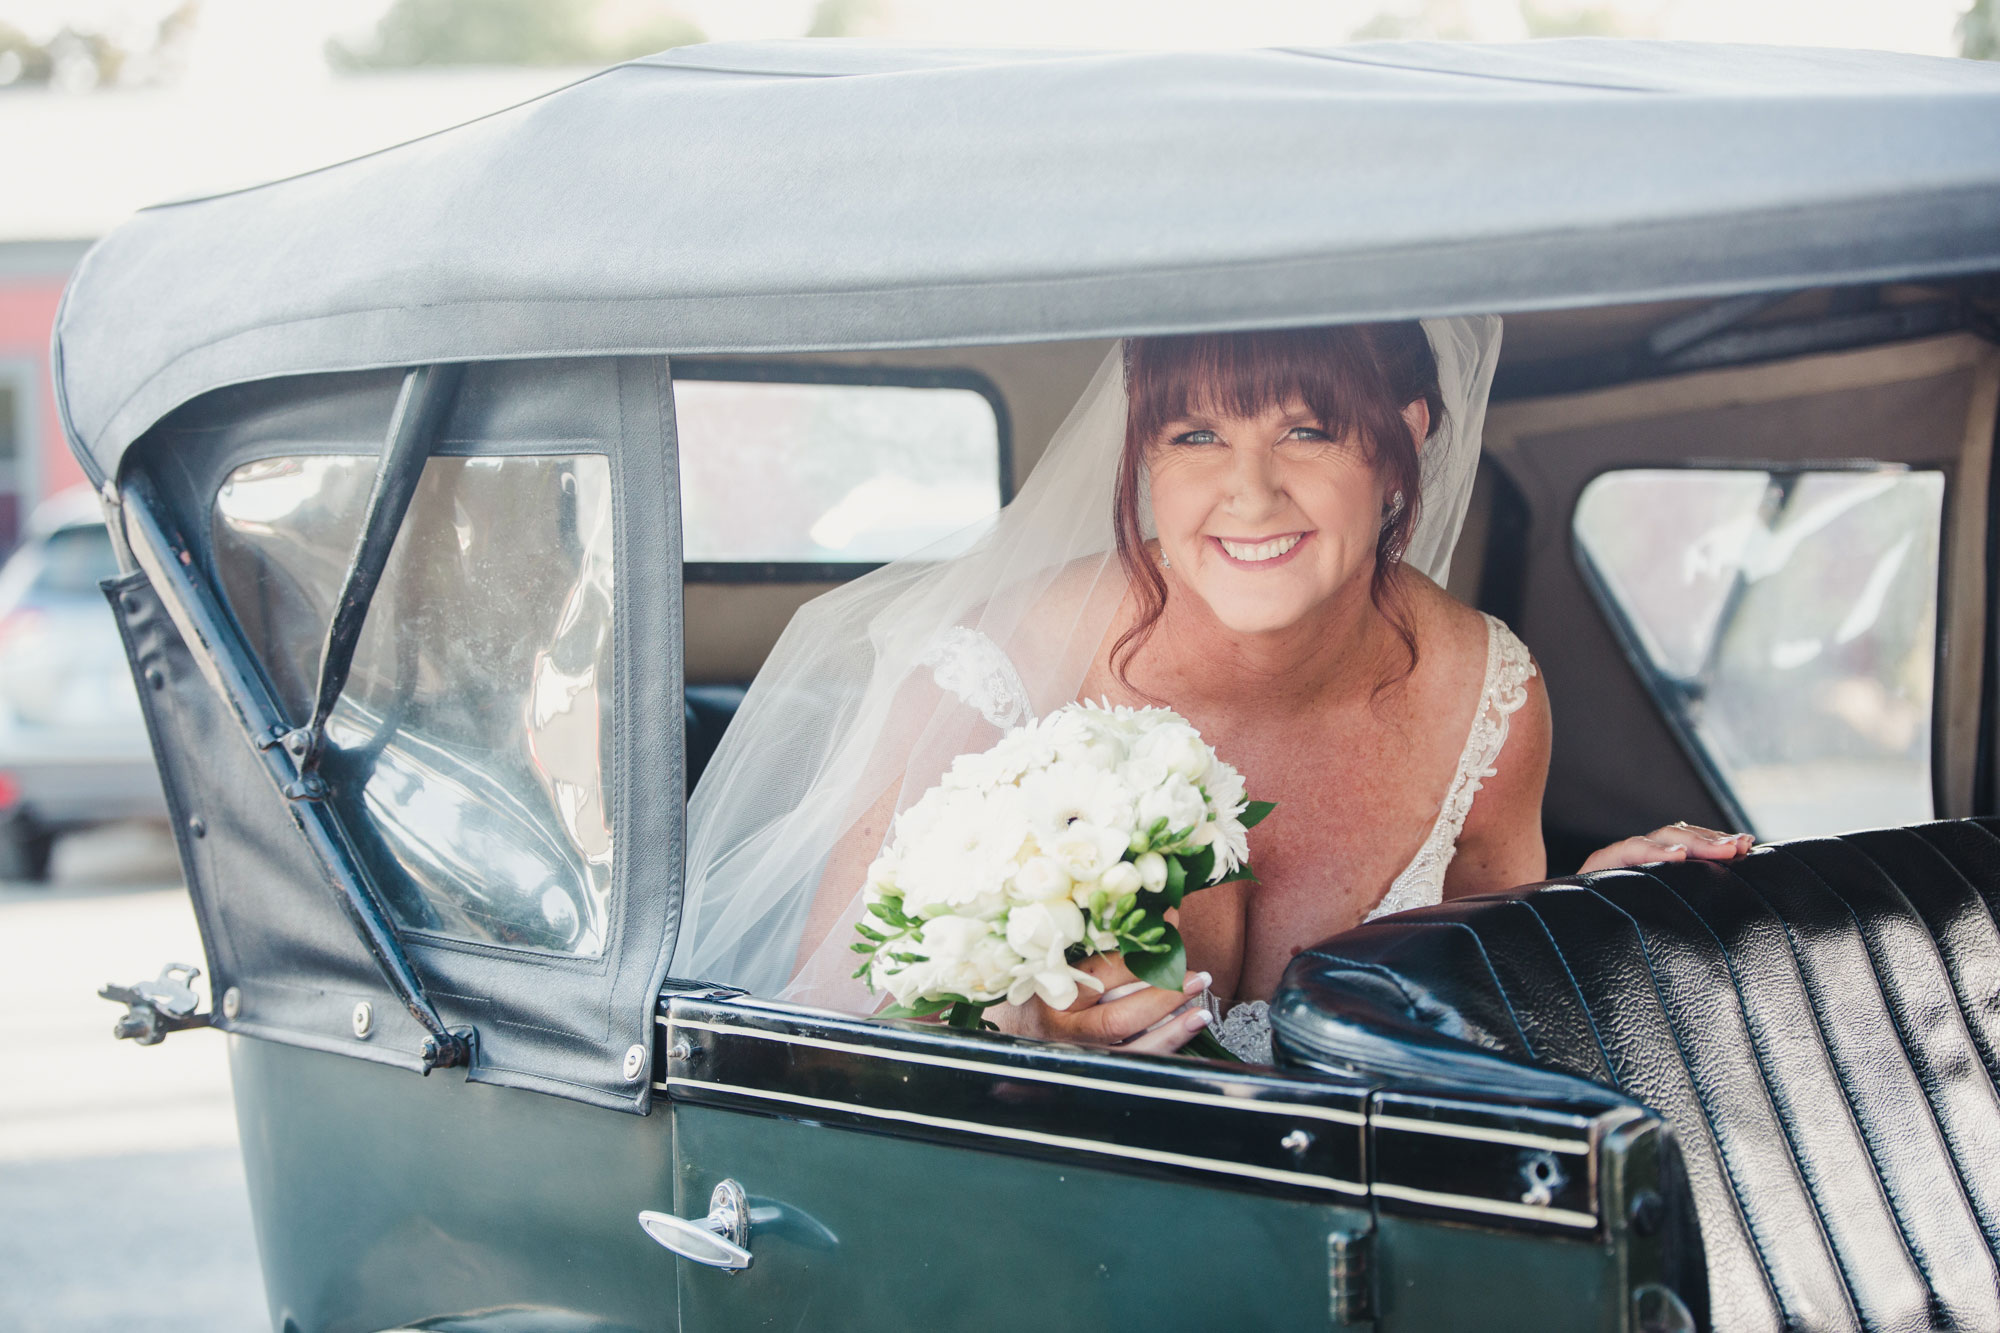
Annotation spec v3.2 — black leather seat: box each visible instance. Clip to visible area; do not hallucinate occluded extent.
[1273,819,2000,1333]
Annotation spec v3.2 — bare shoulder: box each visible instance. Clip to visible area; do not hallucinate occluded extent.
[1397,568,1496,699]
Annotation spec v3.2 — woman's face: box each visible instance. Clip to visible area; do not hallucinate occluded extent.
[1146,397,1422,637]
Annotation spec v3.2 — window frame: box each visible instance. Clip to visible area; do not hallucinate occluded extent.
[669,359,1012,583]
[1569,457,1951,841]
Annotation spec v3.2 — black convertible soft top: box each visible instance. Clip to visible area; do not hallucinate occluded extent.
[55,38,2000,481]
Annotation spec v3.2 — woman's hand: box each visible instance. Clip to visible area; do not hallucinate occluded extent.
[1579,821,1753,874]
[1001,952,1215,1055]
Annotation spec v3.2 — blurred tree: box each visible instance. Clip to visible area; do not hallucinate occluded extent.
[1520,2,1635,37]
[1964,0,1999,59]
[330,0,703,70]
[807,0,888,39]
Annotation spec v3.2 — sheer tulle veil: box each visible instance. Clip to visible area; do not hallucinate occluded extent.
[674,316,1504,1009]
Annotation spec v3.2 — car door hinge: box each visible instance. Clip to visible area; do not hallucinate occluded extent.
[98,963,212,1045]
[1329,1223,1375,1327]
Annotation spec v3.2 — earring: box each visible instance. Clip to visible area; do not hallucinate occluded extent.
[1160,552,1172,569]
[1383,490,1406,526]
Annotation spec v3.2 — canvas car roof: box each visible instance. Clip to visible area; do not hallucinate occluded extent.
[54,38,2000,481]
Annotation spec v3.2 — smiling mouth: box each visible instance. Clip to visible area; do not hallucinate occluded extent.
[1212,532,1309,566]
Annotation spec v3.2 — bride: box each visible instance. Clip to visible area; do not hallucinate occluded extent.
[674,317,1750,1061]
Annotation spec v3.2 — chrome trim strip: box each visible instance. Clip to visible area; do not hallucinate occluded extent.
[666,1015,1366,1126]
[1372,1181,1597,1229]
[662,1075,1368,1196]
[1372,1112,1591,1156]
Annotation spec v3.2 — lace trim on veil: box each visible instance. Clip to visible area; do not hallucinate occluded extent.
[916,626,1034,729]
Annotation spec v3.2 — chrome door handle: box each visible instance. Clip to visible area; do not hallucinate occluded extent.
[639,1179,753,1272]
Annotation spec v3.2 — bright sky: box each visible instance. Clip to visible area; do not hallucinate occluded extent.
[0,0,1976,56]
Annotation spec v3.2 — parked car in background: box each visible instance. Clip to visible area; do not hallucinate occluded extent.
[0,487,166,879]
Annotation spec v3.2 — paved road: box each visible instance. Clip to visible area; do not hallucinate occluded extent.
[0,823,267,1333]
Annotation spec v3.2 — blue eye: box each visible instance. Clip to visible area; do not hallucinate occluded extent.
[1172,429,1220,446]
[1287,426,1330,442]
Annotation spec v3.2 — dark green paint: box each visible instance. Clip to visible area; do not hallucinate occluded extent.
[230,1036,676,1333]
[671,1102,1366,1331]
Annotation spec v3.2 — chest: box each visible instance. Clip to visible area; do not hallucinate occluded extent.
[1077,664,1480,933]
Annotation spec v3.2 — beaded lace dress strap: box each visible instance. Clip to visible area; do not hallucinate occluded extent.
[915,626,1034,729]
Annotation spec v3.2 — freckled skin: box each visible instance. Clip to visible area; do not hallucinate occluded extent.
[1073,398,1551,1007]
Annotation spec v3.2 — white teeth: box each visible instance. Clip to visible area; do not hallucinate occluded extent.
[1219,534,1302,563]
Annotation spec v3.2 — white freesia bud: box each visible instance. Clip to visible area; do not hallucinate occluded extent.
[1098,860,1143,897]
[1134,851,1169,894]
[1006,899,1087,959]
[1012,855,1073,903]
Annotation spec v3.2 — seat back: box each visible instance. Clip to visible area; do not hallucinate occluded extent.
[1274,819,2000,1333]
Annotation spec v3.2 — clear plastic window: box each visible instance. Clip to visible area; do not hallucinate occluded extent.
[673,376,1003,565]
[214,454,615,955]
[1574,467,1943,841]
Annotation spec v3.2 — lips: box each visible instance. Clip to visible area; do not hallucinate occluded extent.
[1211,532,1310,567]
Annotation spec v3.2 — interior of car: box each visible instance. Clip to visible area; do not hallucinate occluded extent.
[676,280,2000,871]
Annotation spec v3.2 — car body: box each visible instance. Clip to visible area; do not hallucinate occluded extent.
[54,39,2000,1333]
[0,486,165,877]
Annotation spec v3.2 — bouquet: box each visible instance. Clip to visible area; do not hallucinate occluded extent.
[852,700,1272,1055]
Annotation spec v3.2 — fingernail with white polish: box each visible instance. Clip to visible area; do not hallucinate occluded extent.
[1183,971,1212,994]
[1184,1009,1212,1032]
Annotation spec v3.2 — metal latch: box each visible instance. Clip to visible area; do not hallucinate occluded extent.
[1329,1223,1375,1326]
[98,962,213,1045]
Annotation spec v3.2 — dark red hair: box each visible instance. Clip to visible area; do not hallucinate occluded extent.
[1111,322,1444,685]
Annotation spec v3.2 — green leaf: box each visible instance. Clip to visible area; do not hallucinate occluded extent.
[1181,845,1215,888]
[1212,862,1260,886]
[1239,800,1276,830]
[1164,855,1187,908]
[1180,1027,1242,1062]
[1124,923,1186,991]
[854,923,888,942]
[880,996,955,1020]
[850,941,874,953]
[946,1001,991,1031]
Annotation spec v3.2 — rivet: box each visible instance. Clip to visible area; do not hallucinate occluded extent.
[622,1043,647,1081]
[143,667,165,689]
[1280,1128,1313,1153]
[187,815,206,838]
[1629,1190,1665,1237]
[221,986,241,1020]
[351,1001,374,1039]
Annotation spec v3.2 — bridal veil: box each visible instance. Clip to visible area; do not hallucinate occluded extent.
[674,316,1504,1010]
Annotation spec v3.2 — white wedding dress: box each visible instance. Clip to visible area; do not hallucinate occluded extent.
[916,610,1538,1063]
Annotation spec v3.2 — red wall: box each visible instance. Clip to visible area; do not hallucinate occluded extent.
[0,273,88,505]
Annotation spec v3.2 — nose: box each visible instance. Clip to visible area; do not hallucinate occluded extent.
[1222,445,1286,523]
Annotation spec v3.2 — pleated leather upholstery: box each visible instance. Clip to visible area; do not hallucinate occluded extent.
[1273,818,2000,1333]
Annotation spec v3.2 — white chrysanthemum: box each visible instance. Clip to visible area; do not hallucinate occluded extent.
[1020,760,1138,843]
[893,786,1024,918]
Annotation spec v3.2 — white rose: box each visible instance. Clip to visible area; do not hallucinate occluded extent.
[1006,899,1087,960]
[1133,851,1168,893]
[1137,776,1209,843]
[1012,855,1073,902]
[1048,821,1130,883]
[1097,860,1142,898]
[1133,722,1213,783]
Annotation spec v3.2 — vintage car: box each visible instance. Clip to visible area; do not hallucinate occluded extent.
[60,38,2000,1333]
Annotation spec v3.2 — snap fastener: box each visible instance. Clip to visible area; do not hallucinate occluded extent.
[622,1043,647,1081]
[221,986,241,1020]
[352,1001,374,1039]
